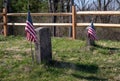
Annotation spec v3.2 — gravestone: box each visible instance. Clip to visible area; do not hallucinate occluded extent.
[35,27,52,64]
[86,36,95,46]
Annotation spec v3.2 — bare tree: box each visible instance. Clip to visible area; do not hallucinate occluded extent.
[75,0,91,11]
[48,0,73,37]
[69,0,74,37]
[75,0,92,22]
[93,0,112,23]
[48,0,58,36]
[116,0,120,10]
[48,0,52,12]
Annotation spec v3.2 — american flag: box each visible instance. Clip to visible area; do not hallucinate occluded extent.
[25,11,37,42]
[87,22,97,40]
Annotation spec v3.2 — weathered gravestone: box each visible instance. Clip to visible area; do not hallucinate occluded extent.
[86,32,95,46]
[35,27,52,64]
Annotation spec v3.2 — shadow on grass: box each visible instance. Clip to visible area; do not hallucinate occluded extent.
[72,74,107,81]
[94,44,120,51]
[47,60,108,80]
[94,44,120,54]
[48,60,98,73]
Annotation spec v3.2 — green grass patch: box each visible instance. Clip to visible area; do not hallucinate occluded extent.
[0,35,120,81]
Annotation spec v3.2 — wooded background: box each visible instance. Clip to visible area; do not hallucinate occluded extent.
[0,0,120,40]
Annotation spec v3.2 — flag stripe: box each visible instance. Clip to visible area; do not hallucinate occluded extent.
[88,29,96,36]
[25,11,37,42]
[87,23,97,40]
[89,34,96,40]
[25,25,36,38]
[26,31,36,42]
[26,21,36,35]
[25,28,36,40]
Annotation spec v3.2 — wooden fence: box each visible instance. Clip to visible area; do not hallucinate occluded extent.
[0,6,120,39]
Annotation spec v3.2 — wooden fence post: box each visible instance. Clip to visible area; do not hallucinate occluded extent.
[72,5,76,39]
[3,8,7,36]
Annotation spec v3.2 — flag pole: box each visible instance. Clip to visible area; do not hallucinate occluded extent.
[28,0,30,11]
[28,0,34,64]
[30,41,34,64]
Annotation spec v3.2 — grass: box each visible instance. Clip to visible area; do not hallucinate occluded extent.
[0,35,120,81]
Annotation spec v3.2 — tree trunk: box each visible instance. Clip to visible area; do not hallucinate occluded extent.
[7,0,14,35]
[48,0,58,37]
[3,0,14,35]
[69,0,74,37]
[48,0,52,12]
[52,0,58,37]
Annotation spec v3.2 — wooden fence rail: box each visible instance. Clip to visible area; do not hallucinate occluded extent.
[7,23,120,28]
[77,11,120,15]
[0,13,3,16]
[7,23,72,27]
[6,11,120,16]
[77,23,120,28]
[0,6,120,39]
[7,13,72,16]
[0,23,3,25]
